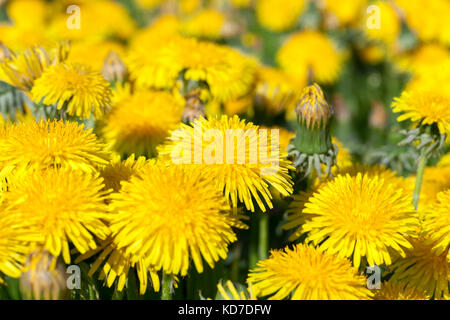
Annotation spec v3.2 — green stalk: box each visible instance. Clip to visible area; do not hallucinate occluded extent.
[412,149,427,211]
[248,215,259,269]
[161,273,172,300]
[230,243,241,283]
[258,213,269,261]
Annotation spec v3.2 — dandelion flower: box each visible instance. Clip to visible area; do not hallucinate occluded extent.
[301,173,417,268]
[0,119,110,175]
[392,89,450,135]
[183,9,226,39]
[99,154,148,194]
[395,0,450,45]
[409,166,450,211]
[321,0,366,27]
[136,0,164,9]
[31,63,112,119]
[158,115,294,212]
[438,153,450,167]
[423,190,450,260]
[248,244,373,300]
[284,165,412,241]
[67,40,126,72]
[109,162,247,276]
[373,281,429,300]
[215,280,257,300]
[0,43,68,91]
[389,236,449,299]
[48,0,135,42]
[396,44,450,76]
[102,89,183,157]
[256,0,306,32]
[362,2,400,45]
[0,209,40,282]
[277,30,342,84]
[6,0,48,29]
[75,240,160,295]
[4,169,110,264]
[127,36,256,103]
[254,66,303,117]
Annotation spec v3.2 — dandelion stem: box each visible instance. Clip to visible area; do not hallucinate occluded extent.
[248,215,259,269]
[258,213,269,261]
[161,273,172,300]
[412,149,427,211]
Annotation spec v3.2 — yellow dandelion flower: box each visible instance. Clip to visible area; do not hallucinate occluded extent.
[99,154,148,194]
[363,2,400,45]
[359,44,387,65]
[179,0,201,14]
[333,137,353,169]
[102,89,183,157]
[0,24,51,52]
[438,153,450,167]
[373,281,429,300]
[0,209,40,281]
[183,9,226,39]
[31,63,112,120]
[127,36,256,103]
[321,0,367,27]
[0,43,69,91]
[284,165,411,242]
[4,169,110,264]
[0,119,110,175]
[223,94,254,116]
[255,66,303,117]
[395,0,450,45]
[396,44,450,76]
[109,162,246,276]
[412,166,450,211]
[215,280,257,300]
[158,115,294,212]
[129,15,181,51]
[301,173,417,268]
[66,40,125,72]
[389,236,449,299]
[75,240,160,295]
[6,0,48,29]
[423,190,450,260]
[259,126,295,153]
[136,0,164,9]
[248,243,373,300]
[48,0,135,42]
[277,30,342,84]
[256,0,306,32]
[392,89,450,135]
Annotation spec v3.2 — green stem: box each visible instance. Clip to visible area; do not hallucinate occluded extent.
[248,215,259,269]
[161,273,172,300]
[230,243,241,283]
[258,213,269,261]
[412,149,427,211]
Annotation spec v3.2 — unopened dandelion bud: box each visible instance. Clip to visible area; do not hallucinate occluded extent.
[19,250,68,300]
[101,51,127,84]
[288,84,337,180]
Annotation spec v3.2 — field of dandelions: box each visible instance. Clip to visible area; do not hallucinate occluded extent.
[0,0,449,301]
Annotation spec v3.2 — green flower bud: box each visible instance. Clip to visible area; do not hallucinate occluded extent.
[294,83,333,154]
[288,84,337,180]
